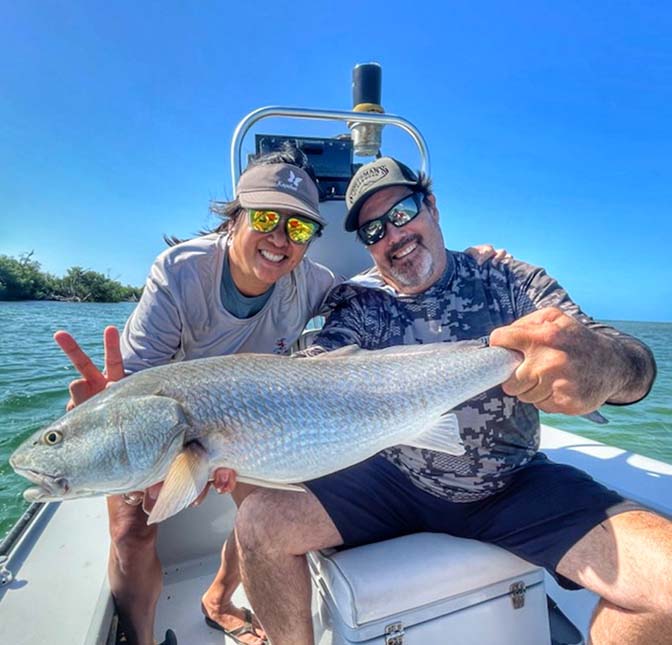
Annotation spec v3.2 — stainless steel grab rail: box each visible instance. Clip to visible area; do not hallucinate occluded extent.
[229,106,430,185]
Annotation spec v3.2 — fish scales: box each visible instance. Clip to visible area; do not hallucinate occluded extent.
[100,344,516,481]
[10,341,522,521]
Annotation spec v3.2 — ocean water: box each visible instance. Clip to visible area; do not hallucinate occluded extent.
[1,301,670,539]
[0,301,137,539]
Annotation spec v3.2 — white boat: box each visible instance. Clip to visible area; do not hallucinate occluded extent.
[1,64,670,645]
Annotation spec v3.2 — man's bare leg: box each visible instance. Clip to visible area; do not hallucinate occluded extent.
[557,510,672,645]
[236,487,344,645]
[201,484,267,644]
[107,496,161,645]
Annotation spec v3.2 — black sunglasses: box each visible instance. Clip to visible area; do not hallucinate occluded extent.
[356,193,424,246]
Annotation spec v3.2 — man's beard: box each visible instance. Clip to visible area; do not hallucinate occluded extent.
[386,234,435,288]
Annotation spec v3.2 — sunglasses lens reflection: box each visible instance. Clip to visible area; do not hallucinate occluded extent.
[357,194,422,246]
[286,218,319,244]
[360,219,385,245]
[250,210,281,233]
[249,210,320,244]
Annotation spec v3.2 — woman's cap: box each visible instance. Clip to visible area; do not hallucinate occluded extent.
[236,163,326,226]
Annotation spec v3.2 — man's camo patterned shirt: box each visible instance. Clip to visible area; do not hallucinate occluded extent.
[311,251,640,502]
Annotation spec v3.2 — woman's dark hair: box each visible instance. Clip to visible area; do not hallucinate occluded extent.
[164,142,317,246]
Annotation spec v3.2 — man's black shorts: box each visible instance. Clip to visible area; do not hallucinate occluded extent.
[305,452,643,589]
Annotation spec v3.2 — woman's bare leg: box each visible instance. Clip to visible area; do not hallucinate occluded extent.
[201,483,267,644]
[107,495,161,645]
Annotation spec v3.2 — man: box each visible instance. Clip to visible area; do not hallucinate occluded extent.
[234,157,672,645]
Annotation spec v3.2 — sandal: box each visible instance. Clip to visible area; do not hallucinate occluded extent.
[202,603,268,645]
[157,628,178,645]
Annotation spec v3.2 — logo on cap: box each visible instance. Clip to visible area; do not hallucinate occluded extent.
[347,165,390,205]
[277,169,303,191]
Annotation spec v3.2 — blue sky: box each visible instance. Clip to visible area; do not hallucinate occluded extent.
[1,1,670,321]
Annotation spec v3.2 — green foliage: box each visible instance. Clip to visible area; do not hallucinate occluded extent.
[58,266,142,302]
[0,252,142,302]
[0,252,52,300]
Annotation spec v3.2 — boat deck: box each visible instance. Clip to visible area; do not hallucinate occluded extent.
[156,554,251,645]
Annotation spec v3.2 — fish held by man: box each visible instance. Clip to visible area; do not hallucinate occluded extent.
[10,341,522,524]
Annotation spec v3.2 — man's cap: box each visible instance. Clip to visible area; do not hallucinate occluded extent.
[236,163,326,226]
[344,157,419,231]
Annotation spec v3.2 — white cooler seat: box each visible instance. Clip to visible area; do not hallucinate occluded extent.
[309,533,551,644]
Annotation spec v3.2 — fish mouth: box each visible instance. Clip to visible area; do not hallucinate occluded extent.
[13,467,70,500]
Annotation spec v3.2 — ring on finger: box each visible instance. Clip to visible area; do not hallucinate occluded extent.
[122,492,144,506]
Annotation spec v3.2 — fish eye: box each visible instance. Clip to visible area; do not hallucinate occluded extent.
[43,430,63,446]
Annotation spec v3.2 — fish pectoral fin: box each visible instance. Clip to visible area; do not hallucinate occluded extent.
[147,442,210,525]
[401,413,465,456]
[235,475,305,492]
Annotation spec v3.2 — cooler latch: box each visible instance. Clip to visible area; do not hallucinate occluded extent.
[509,581,526,609]
[384,621,405,644]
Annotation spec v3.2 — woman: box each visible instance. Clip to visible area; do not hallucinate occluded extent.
[57,144,510,645]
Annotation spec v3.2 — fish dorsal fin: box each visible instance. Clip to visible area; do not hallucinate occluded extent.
[401,413,465,456]
[310,344,362,359]
[147,442,210,525]
[235,475,305,492]
[343,340,490,358]
[311,340,489,361]
[376,340,487,357]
